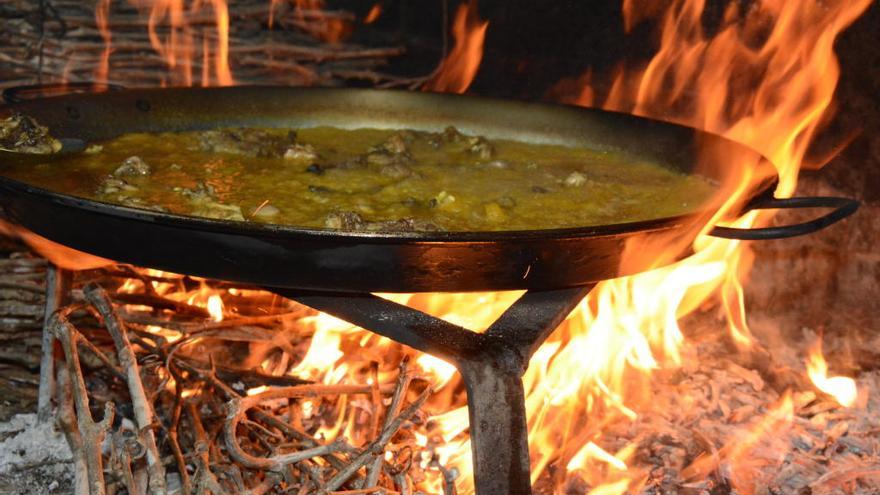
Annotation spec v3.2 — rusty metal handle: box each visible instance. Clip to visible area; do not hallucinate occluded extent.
[708,196,859,240]
[2,82,124,104]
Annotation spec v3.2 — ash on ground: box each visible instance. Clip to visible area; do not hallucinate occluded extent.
[0,413,73,495]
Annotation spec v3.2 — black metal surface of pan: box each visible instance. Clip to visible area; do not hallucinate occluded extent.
[0,86,858,292]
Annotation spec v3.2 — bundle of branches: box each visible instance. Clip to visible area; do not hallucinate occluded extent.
[41,266,457,495]
[0,0,409,89]
[0,249,47,416]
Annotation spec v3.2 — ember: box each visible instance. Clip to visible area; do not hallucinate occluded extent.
[0,1,878,494]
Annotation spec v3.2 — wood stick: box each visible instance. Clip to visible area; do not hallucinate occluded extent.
[55,358,89,495]
[187,402,226,495]
[368,362,381,441]
[112,292,211,318]
[166,387,191,495]
[37,264,69,422]
[109,428,146,495]
[84,283,168,495]
[223,384,383,471]
[123,309,309,332]
[75,335,126,381]
[320,388,431,494]
[52,313,115,495]
[365,360,413,488]
[0,281,44,293]
[177,358,361,478]
[331,489,401,495]
[393,473,412,495]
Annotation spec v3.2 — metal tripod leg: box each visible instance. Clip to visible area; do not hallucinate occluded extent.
[273,285,593,495]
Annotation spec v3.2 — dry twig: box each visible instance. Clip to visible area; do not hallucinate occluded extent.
[85,283,168,495]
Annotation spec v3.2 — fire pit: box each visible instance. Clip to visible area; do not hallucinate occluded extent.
[0,1,878,495]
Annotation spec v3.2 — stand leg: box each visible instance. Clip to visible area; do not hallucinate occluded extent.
[37,264,71,422]
[459,356,532,495]
[272,285,594,495]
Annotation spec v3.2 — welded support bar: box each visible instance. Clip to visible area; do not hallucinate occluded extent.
[271,285,595,495]
[486,285,594,361]
[278,290,488,362]
[37,264,71,422]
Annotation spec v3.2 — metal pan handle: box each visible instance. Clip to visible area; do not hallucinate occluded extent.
[708,196,859,240]
[2,82,124,104]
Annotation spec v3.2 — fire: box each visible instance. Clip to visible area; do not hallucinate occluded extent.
[806,337,858,407]
[289,313,350,381]
[206,294,225,322]
[566,442,628,472]
[94,0,234,86]
[95,0,113,83]
[417,0,869,492]
[415,354,457,389]
[288,0,353,43]
[682,392,796,493]
[22,0,871,492]
[246,385,270,396]
[424,0,488,94]
[364,4,382,25]
[0,221,113,270]
[526,0,868,490]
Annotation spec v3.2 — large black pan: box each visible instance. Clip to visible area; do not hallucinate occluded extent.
[0,85,858,292]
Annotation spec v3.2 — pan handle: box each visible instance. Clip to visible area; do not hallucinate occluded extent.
[708,196,859,240]
[2,82,125,104]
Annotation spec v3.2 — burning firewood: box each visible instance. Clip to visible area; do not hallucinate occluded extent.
[12,260,449,494]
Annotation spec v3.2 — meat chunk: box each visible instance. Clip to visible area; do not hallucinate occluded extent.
[197,128,297,158]
[114,156,151,176]
[324,211,440,232]
[98,176,137,195]
[367,131,415,171]
[283,143,319,164]
[374,131,415,154]
[430,126,465,146]
[175,182,244,221]
[324,211,366,230]
[564,171,588,187]
[466,136,495,160]
[427,126,495,159]
[366,218,441,232]
[379,162,413,179]
[0,113,61,154]
[96,176,168,212]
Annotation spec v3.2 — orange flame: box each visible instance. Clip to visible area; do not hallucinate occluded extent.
[94,0,234,86]
[364,3,382,25]
[807,337,857,407]
[412,0,869,492]
[293,0,353,43]
[95,0,113,83]
[424,0,488,94]
[206,294,225,322]
[28,1,872,493]
[503,0,870,491]
[0,220,113,270]
[207,0,234,85]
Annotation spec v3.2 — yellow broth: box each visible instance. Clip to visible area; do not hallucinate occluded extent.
[2,126,718,232]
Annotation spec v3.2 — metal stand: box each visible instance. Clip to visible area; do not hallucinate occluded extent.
[272,285,594,495]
